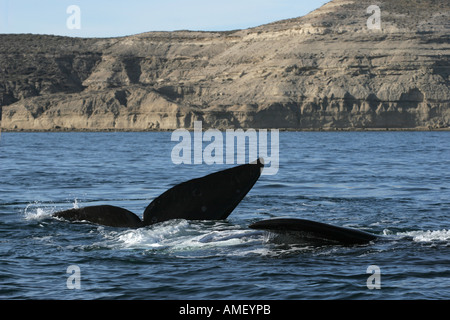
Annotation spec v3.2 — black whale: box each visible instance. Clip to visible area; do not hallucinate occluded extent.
[249,218,379,245]
[54,159,264,228]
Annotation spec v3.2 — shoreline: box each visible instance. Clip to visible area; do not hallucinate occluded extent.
[1,127,449,133]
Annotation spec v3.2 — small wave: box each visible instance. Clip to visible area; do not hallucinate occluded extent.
[97,220,262,254]
[397,229,450,242]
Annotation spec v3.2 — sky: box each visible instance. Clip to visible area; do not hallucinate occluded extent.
[0,0,328,38]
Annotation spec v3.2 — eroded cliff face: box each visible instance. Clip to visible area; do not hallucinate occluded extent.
[1,0,449,131]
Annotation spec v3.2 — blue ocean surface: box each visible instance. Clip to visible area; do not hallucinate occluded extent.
[0,131,449,300]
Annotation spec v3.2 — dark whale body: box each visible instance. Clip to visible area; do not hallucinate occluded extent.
[142,158,263,225]
[54,159,264,228]
[249,218,379,245]
[54,205,144,228]
[53,159,380,248]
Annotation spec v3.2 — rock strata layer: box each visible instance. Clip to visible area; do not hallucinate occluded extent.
[1,0,449,131]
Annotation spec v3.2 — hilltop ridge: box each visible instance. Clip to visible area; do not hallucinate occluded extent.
[1,0,449,131]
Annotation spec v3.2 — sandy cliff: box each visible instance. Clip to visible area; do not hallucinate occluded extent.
[1,0,449,131]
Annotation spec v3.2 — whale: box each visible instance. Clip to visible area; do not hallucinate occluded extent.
[249,218,379,245]
[53,159,264,228]
[53,158,380,247]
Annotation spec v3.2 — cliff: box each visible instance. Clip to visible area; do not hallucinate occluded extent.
[1,0,449,131]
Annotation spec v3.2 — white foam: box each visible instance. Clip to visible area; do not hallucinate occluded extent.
[98,220,262,254]
[73,198,80,209]
[397,229,450,242]
[175,229,258,251]
[99,220,191,249]
[24,203,54,221]
[23,199,80,221]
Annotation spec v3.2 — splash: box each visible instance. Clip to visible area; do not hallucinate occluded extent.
[73,198,80,209]
[97,220,262,254]
[23,199,80,221]
[98,220,191,250]
[397,229,450,242]
[24,202,55,221]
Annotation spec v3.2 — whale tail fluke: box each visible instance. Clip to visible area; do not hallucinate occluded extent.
[143,158,264,226]
[53,159,264,228]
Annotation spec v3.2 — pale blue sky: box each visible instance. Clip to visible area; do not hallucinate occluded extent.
[0,0,328,37]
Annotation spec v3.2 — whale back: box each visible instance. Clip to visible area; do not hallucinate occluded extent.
[249,218,378,245]
[54,205,143,228]
[143,159,264,226]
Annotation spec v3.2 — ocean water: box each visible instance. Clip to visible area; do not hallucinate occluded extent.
[0,131,449,300]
